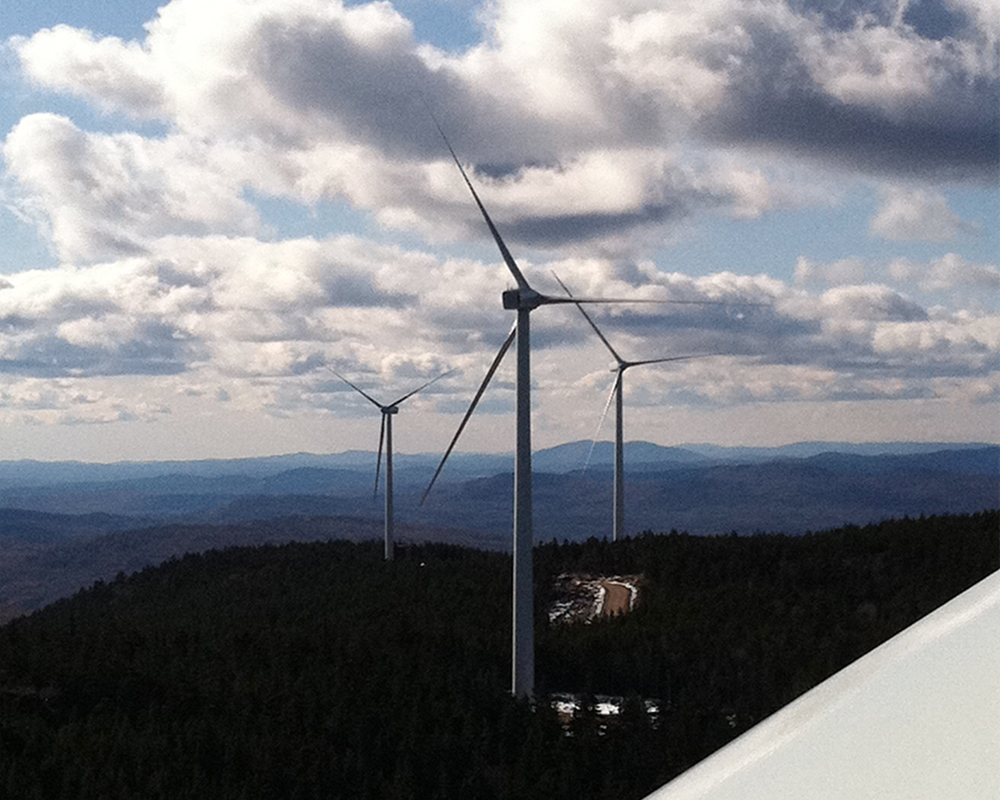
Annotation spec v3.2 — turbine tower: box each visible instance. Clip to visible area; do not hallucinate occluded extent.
[554,274,709,542]
[424,128,658,698]
[329,368,451,561]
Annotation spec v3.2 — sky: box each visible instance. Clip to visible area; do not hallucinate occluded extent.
[0,0,997,463]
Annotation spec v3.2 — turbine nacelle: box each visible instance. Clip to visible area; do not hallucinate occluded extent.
[502,287,542,311]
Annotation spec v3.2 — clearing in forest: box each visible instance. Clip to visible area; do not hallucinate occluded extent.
[547,574,642,624]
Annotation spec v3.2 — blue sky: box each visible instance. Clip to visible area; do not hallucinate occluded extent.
[0,0,997,462]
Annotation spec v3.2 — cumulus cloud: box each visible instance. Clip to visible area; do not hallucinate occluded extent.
[0,235,991,418]
[6,0,995,263]
[794,256,867,287]
[889,253,1000,293]
[11,25,167,118]
[698,0,998,179]
[3,114,262,262]
[870,186,982,241]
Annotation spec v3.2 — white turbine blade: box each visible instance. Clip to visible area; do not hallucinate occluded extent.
[326,367,385,409]
[421,324,517,505]
[374,413,386,499]
[551,271,625,365]
[389,368,456,407]
[583,372,621,474]
[430,119,530,291]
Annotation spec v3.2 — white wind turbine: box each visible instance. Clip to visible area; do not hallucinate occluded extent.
[329,367,452,561]
[554,274,713,542]
[422,127,680,698]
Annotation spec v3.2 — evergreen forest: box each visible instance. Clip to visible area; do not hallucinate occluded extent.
[0,510,997,799]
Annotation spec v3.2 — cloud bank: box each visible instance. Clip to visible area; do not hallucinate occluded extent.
[0,0,996,447]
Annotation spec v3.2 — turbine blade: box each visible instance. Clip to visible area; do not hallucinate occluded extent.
[421,324,517,504]
[625,353,719,369]
[584,372,621,474]
[551,271,625,364]
[374,413,386,499]
[429,118,530,291]
[389,368,456,407]
[326,367,384,409]
[541,294,722,306]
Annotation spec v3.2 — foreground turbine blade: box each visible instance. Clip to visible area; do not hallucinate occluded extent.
[552,272,625,364]
[546,271,767,312]
[374,413,386,499]
[542,294,728,307]
[421,325,517,504]
[584,372,621,473]
[429,120,530,292]
[627,354,715,368]
[389,368,455,407]
[327,367,385,410]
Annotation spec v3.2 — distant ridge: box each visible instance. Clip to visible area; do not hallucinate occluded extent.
[1,440,993,485]
[682,441,997,461]
[0,443,994,543]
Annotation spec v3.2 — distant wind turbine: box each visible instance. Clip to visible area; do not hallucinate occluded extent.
[329,367,452,561]
[553,273,714,542]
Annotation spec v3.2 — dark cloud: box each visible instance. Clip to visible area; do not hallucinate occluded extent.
[0,320,197,377]
[322,272,415,308]
[156,261,211,288]
[252,17,472,158]
[499,203,683,248]
[700,10,999,181]
[706,79,998,181]
[248,12,604,165]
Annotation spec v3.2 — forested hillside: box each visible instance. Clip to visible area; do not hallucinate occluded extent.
[0,511,996,800]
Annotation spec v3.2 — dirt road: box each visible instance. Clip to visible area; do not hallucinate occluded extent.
[600,581,631,617]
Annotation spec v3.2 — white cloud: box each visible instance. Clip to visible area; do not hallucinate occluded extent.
[794,256,866,288]
[3,114,261,263]
[873,313,1000,360]
[0,239,990,406]
[870,186,981,242]
[0,375,172,424]
[12,25,167,118]
[799,14,992,117]
[889,253,1000,293]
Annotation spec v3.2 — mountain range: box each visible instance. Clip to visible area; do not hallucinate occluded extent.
[0,440,996,617]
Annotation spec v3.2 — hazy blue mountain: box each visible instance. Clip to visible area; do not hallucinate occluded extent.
[0,442,995,617]
[0,442,994,539]
[530,440,707,472]
[802,448,1000,476]
[413,451,999,541]
[681,441,995,461]
[1,440,992,491]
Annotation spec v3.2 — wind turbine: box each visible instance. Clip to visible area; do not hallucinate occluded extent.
[423,127,669,698]
[553,273,711,542]
[328,367,452,561]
